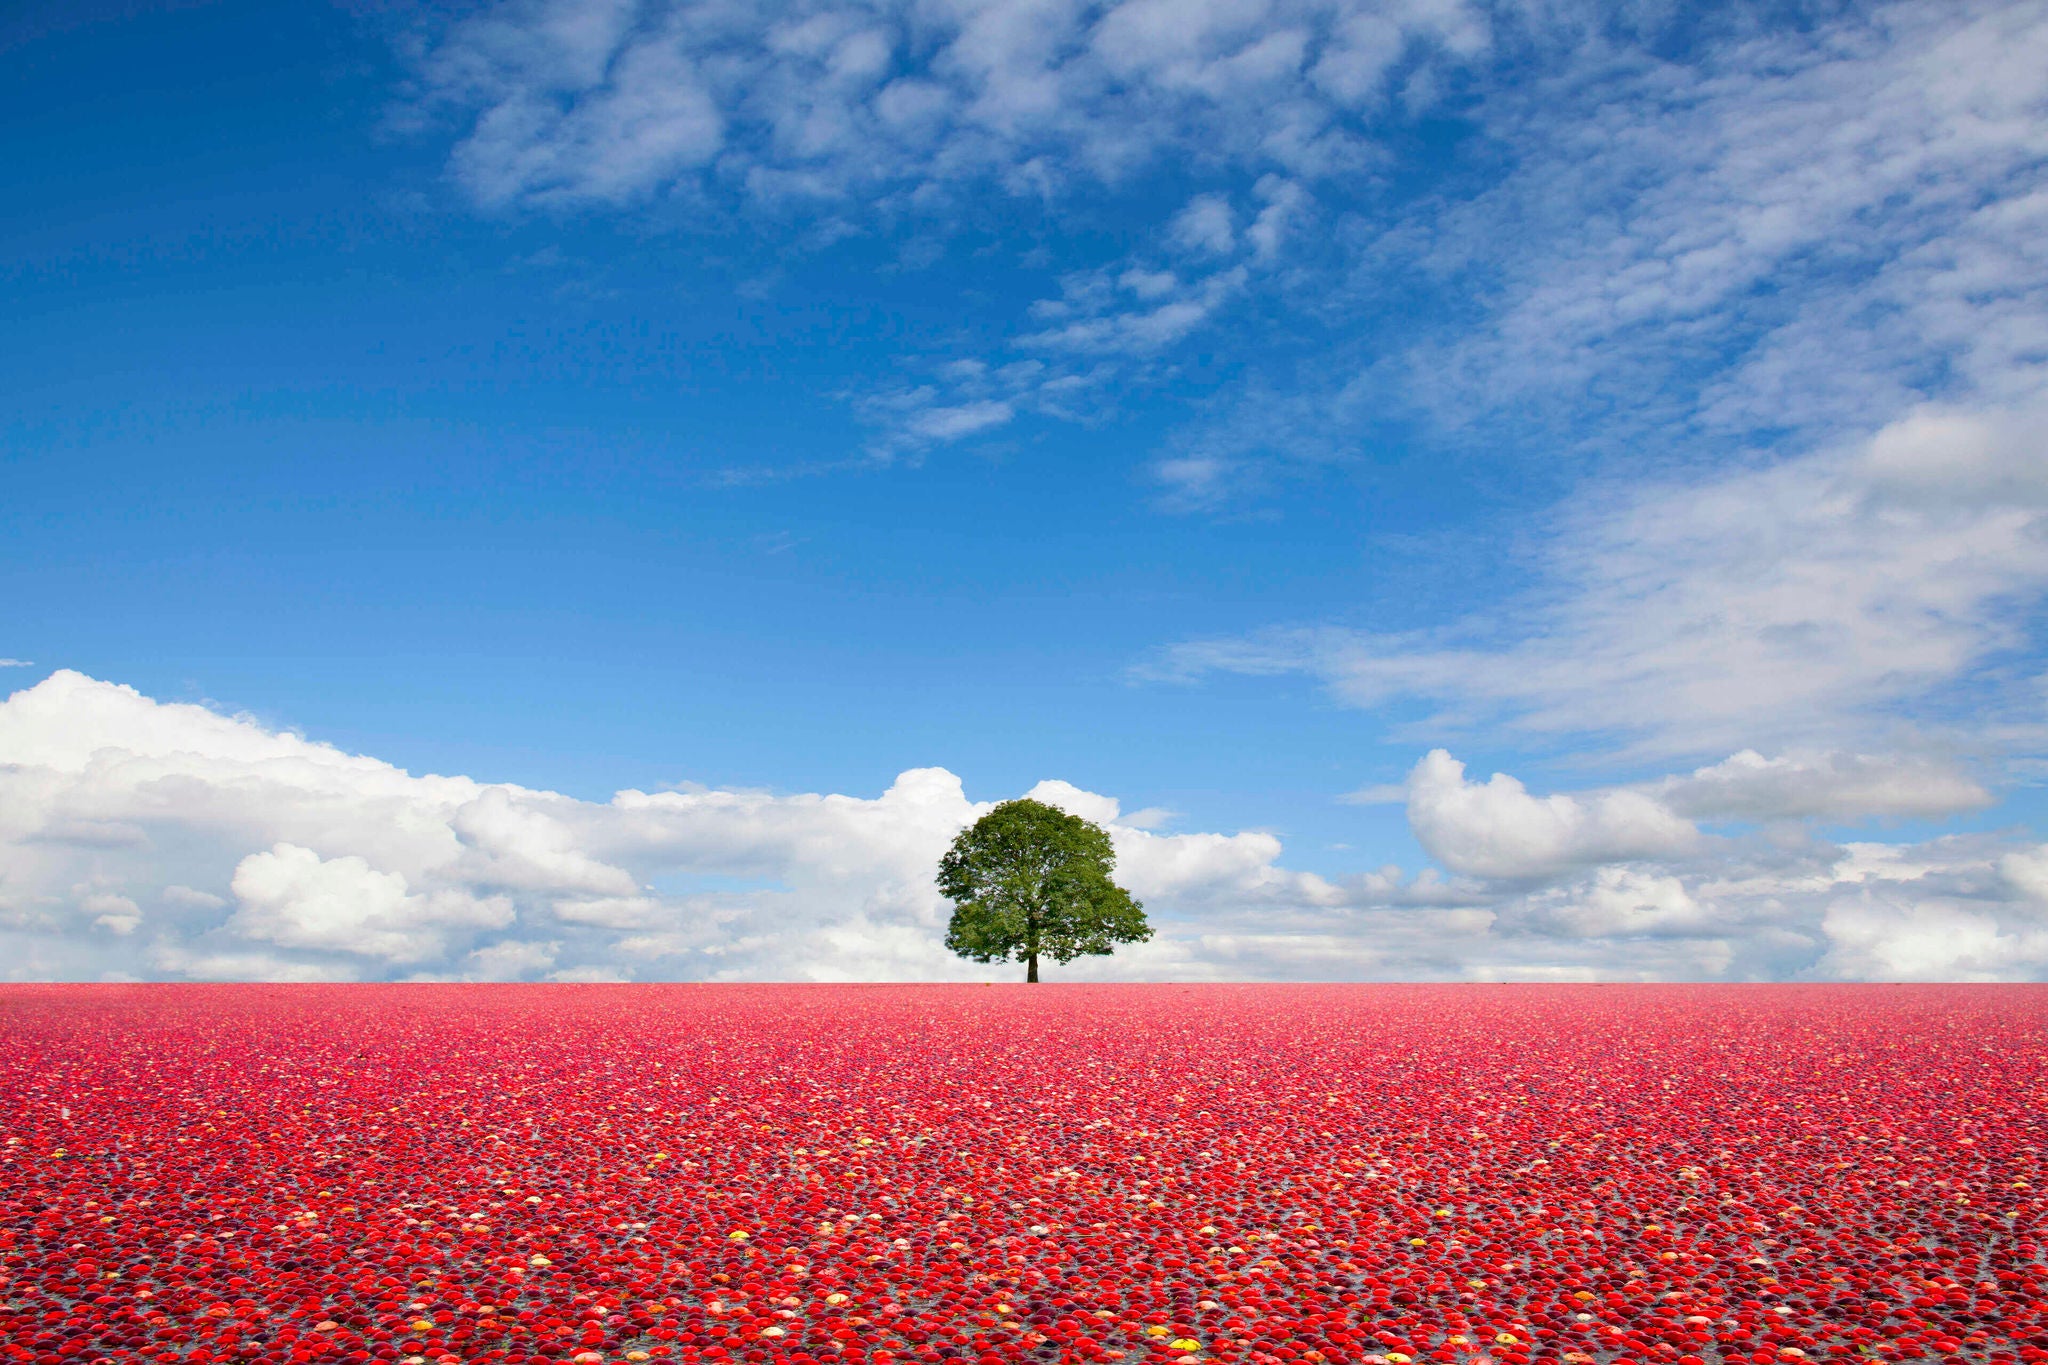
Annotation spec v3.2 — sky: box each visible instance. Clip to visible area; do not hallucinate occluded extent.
[4,0,2048,983]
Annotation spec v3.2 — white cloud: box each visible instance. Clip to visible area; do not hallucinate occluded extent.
[1029,777,1349,905]
[1128,0,2048,507]
[1244,174,1305,262]
[1403,749,1697,879]
[418,0,1490,212]
[2003,846,2048,903]
[412,0,1490,456]
[228,844,514,962]
[549,964,633,982]
[851,227,1264,451]
[551,895,670,929]
[1155,402,2048,756]
[436,0,723,207]
[902,398,1015,442]
[1656,750,1993,823]
[465,937,561,980]
[1022,263,1248,355]
[145,944,362,983]
[1360,750,2048,978]
[448,787,638,896]
[1523,867,1711,940]
[1169,193,1235,255]
[83,892,142,936]
[854,378,1048,459]
[0,659,32,668]
[1343,0,2048,460]
[1818,892,2048,982]
[1023,778,1122,827]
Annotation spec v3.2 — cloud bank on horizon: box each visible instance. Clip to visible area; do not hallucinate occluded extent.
[5,668,2048,983]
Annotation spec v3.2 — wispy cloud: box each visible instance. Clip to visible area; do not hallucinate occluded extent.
[0,659,33,668]
[1399,0,2048,452]
[849,360,1094,459]
[855,384,1020,454]
[1023,263,1249,355]
[852,176,1298,450]
[1150,401,2048,757]
[1149,0,2048,490]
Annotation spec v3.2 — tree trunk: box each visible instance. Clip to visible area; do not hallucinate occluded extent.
[1027,951,1039,983]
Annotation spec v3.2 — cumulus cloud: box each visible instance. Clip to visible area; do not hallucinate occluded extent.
[1818,892,2048,983]
[2003,847,2048,904]
[1522,868,1712,941]
[228,844,514,962]
[1025,778,1348,905]
[1024,778,1123,828]
[1403,749,1697,880]
[448,788,638,896]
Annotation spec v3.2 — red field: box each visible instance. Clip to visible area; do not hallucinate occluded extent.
[3,985,2042,1365]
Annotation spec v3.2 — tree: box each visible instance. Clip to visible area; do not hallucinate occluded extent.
[937,798,1151,982]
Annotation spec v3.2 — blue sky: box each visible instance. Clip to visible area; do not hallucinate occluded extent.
[5,0,2048,983]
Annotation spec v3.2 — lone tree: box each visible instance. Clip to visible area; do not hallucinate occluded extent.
[938,798,1151,982]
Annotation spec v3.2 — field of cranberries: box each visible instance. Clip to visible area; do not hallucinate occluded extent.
[3,985,2044,1365]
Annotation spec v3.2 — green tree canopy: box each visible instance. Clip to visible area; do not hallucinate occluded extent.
[937,798,1151,982]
